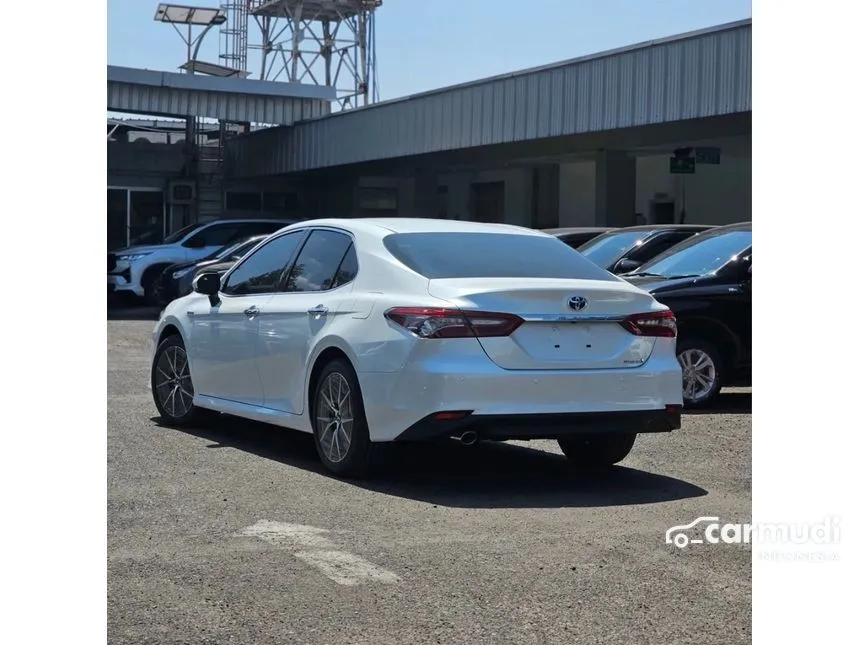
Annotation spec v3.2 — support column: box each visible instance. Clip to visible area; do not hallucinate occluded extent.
[595,150,636,227]
[531,164,560,229]
[411,171,439,218]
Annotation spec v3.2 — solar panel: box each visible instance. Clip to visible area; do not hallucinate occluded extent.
[180,60,250,77]
[154,3,227,25]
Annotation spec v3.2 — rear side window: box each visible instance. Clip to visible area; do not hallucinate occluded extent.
[382,232,617,281]
[332,244,359,288]
[286,230,354,292]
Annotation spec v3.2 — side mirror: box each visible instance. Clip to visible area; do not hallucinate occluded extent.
[614,258,642,274]
[193,271,221,306]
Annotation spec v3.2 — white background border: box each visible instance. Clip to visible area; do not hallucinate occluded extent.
[752,0,857,641]
[2,0,857,642]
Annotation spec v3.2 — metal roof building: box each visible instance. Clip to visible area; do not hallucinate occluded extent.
[226,19,751,176]
[107,66,335,125]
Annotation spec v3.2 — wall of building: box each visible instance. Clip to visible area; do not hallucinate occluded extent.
[259,139,751,229]
[107,141,186,189]
[634,154,752,225]
[558,162,597,227]
[556,151,752,227]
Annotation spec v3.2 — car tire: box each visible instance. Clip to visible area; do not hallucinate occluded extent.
[676,338,724,408]
[151,334,204,426]
[311,358,380,478]
[141,266,166,306]
[557,432,637,468]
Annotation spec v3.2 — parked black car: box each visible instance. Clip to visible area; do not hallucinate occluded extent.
[155,235,268,305]
[624,222,752,407]
[543,227,616,249]
[577,224,715,274]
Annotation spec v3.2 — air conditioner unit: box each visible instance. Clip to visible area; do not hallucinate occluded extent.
[167,180,196,204]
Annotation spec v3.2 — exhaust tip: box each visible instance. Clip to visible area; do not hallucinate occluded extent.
[456,430,479,447]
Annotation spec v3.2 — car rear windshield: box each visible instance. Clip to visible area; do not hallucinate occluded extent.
[382,232,617,281]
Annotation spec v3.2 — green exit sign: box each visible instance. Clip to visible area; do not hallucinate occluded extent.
[670,157,696,174]
[695,147,721,164]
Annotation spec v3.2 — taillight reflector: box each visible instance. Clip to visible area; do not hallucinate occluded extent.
[620,310,677,338]
[384,307,523,339]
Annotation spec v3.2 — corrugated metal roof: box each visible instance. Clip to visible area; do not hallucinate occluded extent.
[107,65,333,125]
[108,66,335,100]
[227,19,751,175]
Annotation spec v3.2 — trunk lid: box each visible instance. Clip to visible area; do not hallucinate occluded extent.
[427,277,660,370]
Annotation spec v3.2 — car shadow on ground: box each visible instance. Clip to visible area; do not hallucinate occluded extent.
[107,300,161,321]
[684,391,751,415]
[154,414,708,509]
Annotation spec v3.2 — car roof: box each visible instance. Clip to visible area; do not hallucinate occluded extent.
[281,217,549,239]
[683,221,751,240]
[542,227,617,235]
[711,221,751,232]
[607,224,717,233]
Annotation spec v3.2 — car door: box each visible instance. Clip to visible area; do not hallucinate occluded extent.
[718,250,752,366]
[256,228,357,414]
[186,230,308,407]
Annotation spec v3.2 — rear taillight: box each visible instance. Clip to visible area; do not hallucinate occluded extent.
[384,307,523,339]
[620,310,677,338]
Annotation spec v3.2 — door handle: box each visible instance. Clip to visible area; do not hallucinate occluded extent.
[244,305,260,317]
[307,305,328,316]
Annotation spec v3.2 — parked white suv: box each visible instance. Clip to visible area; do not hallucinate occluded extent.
[108,218,293,303]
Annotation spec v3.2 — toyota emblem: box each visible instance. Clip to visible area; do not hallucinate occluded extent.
[568,296,588,311]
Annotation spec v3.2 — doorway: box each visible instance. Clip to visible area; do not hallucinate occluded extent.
[106,187,166,250]
[650,199,676,225]
[470,181,505,223]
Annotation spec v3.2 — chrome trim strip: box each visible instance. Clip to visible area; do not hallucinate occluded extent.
[518,314,627,323]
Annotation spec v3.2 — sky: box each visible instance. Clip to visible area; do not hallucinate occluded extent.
[108,0,751,102]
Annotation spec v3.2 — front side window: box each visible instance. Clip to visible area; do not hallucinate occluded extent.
[285,230,354,292]
[226,237,265,260]
[222,231,305,296]
[634,230,753,279]
[383,232,616,281]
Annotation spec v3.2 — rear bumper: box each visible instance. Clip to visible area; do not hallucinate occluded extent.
[357,337,683,442]
[396,408,682,442]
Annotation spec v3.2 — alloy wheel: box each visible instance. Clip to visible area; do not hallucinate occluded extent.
[678,348,717,403]
[154,345,194,419]
[315,372,354,464]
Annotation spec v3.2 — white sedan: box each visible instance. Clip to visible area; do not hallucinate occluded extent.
[150,218,683,477]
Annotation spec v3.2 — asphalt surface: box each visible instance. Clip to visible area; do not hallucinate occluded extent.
[108,318,752,645]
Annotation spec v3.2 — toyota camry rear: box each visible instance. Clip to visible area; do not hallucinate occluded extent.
[344,224,683,471]
[151,217,683,477]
